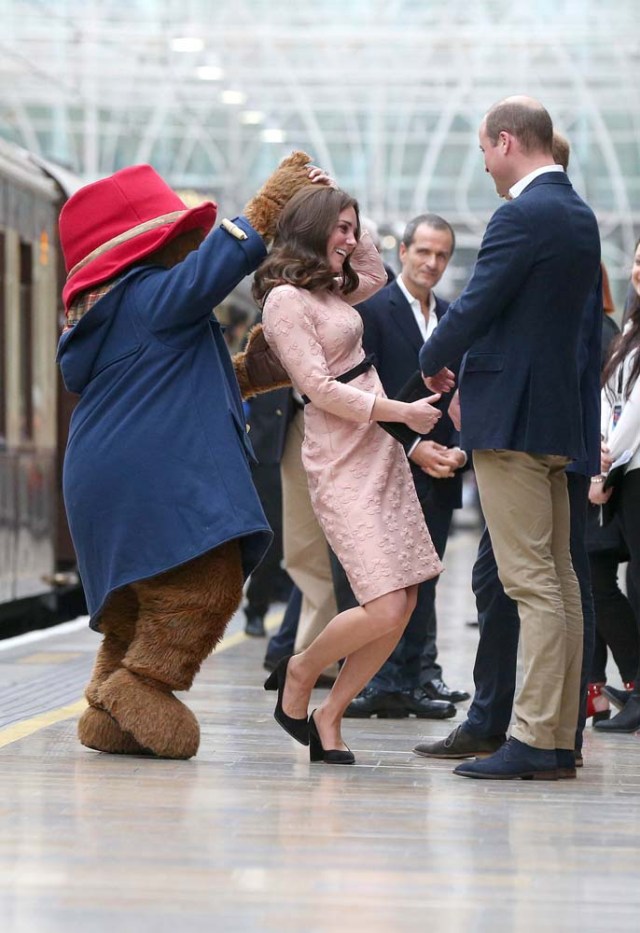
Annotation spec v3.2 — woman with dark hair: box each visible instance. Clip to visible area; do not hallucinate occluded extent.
[590,238,640,733]
[256,186,444,763]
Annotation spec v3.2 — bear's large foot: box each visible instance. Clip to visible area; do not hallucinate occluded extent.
[78,706,154,756]
[97,668,200,759]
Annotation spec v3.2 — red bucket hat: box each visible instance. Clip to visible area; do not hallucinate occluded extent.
[60,164,217,311]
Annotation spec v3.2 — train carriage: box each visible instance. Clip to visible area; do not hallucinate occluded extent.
[0,140,83,633]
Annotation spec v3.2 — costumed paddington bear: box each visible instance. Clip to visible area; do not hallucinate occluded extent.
[57,151,327,759]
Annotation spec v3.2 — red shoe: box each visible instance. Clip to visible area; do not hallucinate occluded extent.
[587,682,610,723]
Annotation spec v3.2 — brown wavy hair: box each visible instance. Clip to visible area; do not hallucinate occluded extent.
[252,186,361,304]
[602,238,640,401]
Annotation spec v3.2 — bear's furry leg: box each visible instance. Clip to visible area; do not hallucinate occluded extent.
[98,541,244,759]
[78,587,151,755]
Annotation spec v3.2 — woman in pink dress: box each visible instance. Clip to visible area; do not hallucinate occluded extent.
[257,186,444,763]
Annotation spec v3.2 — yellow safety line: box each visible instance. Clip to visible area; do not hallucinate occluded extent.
[0,612,282,749]
[0,700,88,748]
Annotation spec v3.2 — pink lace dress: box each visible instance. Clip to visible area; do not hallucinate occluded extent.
[262,232,442,605]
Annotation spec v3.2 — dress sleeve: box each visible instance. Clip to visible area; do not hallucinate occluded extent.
[343,230,388,305]
[262,286,376,422]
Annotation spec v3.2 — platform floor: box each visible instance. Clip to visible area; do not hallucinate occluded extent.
[0,528,639,933]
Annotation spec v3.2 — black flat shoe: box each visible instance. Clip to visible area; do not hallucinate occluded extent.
[593,695,640,733]
[309,711,355,765]
[264,656,309,746]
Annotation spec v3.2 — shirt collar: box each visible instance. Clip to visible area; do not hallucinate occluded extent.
[397,274,436,315]
[509,164,564,200]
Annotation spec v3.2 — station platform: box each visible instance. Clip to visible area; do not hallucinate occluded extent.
[0,528,639,933]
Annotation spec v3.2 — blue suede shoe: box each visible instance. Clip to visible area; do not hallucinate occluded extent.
[453,737,558,780]
[556,749,577,779]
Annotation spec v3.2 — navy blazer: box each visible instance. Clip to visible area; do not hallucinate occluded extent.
[357,280,463,509]
[419,172,601,461]
[247,387,295,465]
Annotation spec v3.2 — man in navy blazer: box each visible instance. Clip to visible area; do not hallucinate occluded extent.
[419,97,601,780]
[342,214,469,720]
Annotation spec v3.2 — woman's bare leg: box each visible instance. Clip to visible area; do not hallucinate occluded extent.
[313,586,418,748]
[282,586,418,729]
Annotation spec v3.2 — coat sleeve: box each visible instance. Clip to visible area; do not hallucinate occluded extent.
[604,356,640,462]
[419,202,533,375]
[262,286,377,422]
[137,217,267,337]
[343,231,388,306]
[577,277,604,475]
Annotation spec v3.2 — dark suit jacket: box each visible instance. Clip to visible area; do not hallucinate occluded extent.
[419,172,601,461]
[357,280,463,510]
[246,388,294,465]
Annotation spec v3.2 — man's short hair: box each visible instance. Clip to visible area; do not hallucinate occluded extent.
[401,213,455,255]
[484,100,553,155]
[551,132,570,171]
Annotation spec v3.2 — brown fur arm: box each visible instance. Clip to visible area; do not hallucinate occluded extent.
[233,324,291,399]
[243,150,314,243]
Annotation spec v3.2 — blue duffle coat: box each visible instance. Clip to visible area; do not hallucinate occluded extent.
[57,217,272,630]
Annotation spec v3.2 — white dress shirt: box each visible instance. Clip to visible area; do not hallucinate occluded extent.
[395,275,465,464]
[396,274,438,342]
[509,164,564,200]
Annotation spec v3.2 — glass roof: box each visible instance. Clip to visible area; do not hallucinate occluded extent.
[1,0,638,304]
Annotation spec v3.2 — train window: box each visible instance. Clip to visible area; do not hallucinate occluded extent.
[18,240,34,443]
[0,232,5,446]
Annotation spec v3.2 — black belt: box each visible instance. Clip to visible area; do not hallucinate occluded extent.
[301,353,376,406]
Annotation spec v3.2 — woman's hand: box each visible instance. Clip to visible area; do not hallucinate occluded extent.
[588,478,613,506]
[404,395,442,434]
[306,165,338,188]
[601,441,613,474]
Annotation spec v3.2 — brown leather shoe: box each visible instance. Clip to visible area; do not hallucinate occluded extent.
[413,722,506,759]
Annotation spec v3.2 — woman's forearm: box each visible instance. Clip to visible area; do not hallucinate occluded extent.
[371,396,410,423]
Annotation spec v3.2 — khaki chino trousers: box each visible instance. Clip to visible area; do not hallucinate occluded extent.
[280,410,338,672]
[473,449,584,750]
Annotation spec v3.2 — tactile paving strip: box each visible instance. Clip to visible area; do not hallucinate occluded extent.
[0,655,90,728]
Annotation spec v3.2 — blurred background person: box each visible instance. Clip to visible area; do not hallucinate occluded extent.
[243,386,293,636]
[590,238,640,734]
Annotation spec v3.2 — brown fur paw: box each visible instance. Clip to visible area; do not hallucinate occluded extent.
[98,668,200,759]
[232,354,255,399]
[233,325,291,399]
[78,706,154,756]
[244,150,313,241]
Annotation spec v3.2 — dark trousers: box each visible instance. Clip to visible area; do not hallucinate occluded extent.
[389,498,452,690]
[617,469,640,686]
[246,464,290,617]
[264,585,302,663]
[589,550,638,683]
[466,472,595,751]
[330,495,453,693]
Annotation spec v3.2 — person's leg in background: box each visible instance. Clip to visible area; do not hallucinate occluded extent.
[595,469,640,732]
[566,472,595,758]
[280,410,338,680]
[416,498,469,703]
[244,462,286,637]
[264,585,302,671]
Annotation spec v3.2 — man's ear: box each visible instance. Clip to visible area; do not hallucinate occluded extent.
[499,131,515,156]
